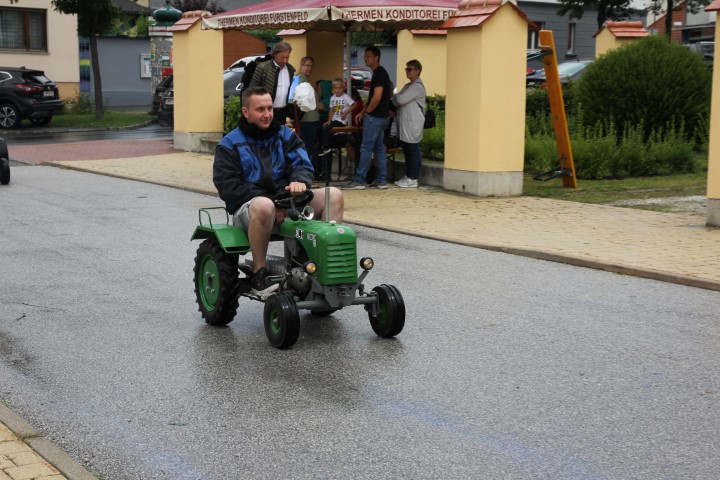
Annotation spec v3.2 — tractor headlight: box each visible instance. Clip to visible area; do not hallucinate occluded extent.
[304,261,317,274]
[360,257,374,271]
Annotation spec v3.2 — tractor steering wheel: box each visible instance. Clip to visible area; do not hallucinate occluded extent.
[272,189,314,212]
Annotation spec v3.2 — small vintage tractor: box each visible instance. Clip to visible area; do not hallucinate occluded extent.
[191,190,405,349]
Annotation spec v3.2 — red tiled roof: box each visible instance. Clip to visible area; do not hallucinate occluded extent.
[440,0,536,30]
[706,0,720,11]
[593,21,649,39]
[170,10,211,32]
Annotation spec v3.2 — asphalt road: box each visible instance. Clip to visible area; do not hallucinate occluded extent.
[1,165,719,479]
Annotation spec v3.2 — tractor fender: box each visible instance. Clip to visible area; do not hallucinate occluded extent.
[191,224,250,255]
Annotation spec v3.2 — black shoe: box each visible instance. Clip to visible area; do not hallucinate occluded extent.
[318,147,332,157]
[251,267,278,294]
[315,171,326,182]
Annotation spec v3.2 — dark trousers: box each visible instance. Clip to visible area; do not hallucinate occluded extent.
[273,106,288,124]
[300,120,322,174]
[321,120,347,148]
[401,140,422,179]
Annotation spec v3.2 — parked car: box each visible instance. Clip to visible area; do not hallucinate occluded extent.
[526,60,593,89]
[683,42,714,67]
[223,68,245,103]
[227,54,267,71]
[349,67,371,90]
[0,67,63,129]
[151,75,173,114]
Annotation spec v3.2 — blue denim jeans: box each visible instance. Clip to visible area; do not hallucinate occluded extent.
[401,141,422,180]
[354,115,389,184]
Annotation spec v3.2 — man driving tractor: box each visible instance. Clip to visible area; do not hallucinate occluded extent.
[213,86,344,295]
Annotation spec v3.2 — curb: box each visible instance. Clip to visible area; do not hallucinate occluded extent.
[0,405,96,480]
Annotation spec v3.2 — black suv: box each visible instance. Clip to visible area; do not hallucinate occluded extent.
[0,67,64,129]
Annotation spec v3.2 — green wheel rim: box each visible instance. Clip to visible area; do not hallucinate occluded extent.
[376,302,388,325]
[198,254,220,310]
[269,309,281,335]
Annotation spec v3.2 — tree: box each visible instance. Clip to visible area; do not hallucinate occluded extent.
[10,0,123,119]
[557,0,636,30]
[171,0,224,14]
[557,0,711,39]
[647,0,711,40]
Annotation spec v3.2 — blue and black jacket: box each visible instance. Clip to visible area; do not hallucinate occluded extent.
[213,117,313,215]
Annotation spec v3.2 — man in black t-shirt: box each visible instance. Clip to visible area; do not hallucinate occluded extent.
[342,46,393,190]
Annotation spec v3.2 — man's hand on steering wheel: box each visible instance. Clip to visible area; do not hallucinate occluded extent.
[286,181,306,196]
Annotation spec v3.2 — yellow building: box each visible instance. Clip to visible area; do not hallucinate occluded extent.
[594,21,649,58]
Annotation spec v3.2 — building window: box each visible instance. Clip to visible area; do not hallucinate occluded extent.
[528,22,545,50]
[568,23,576,54]
[0,7,47,51]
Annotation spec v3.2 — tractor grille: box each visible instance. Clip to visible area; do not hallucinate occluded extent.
[324,243,357,283]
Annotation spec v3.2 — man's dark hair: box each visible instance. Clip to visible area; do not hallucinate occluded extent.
[365,46,381,59]
[242,86,271,108]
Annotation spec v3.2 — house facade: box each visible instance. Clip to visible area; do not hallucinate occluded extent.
[0,0,79,99]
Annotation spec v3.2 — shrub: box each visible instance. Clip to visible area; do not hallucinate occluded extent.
[576,35,711,141]
[63,94,97,114]
[224,96,242,134]
[421,95,445,160]
[525,82,578,119]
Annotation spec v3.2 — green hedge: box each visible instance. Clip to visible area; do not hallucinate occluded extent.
[576,35,711,141]
[524,114,697,179]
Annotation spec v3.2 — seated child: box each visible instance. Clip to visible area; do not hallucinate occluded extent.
[318,78,354,156]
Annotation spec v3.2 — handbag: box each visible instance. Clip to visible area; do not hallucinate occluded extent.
[294,82,317,112]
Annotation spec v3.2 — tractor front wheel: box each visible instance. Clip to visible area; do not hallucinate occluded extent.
[264,293,300,349]
[194,238,239,326]
[368,284,405,338]
[0,157,9,185]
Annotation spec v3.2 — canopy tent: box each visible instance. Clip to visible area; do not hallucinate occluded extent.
[202,0,459,32]
[203,0,460,92]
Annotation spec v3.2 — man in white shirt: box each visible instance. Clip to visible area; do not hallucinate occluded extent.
[249,42,295,123]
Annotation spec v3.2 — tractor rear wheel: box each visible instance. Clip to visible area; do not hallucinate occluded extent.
[194,238,239,326]
[368,284,405,338]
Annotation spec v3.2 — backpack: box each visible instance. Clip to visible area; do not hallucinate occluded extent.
[238,54,272,96]
[423,107,436,129]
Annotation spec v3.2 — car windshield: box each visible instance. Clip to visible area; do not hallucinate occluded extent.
[557,62,588,76]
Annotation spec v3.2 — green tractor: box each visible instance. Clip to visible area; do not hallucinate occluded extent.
[191,190,405,349]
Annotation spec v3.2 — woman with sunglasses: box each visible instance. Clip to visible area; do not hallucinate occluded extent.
[392,59,426,188]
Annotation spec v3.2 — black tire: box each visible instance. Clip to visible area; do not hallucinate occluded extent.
[0,157,9,185]
[29,116,52,126]
[0,103,20,129]
[0,138,8,159]
[369,284,405,338]
[264,293,300,349]
[194,238,239,326]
